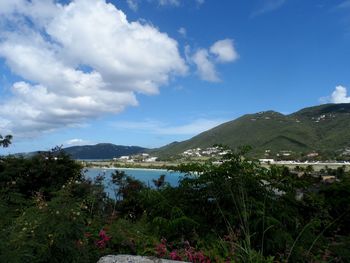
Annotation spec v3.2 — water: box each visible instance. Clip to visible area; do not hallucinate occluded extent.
[84,168,185,198]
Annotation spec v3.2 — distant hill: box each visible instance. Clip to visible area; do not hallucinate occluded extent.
[63,143,148,160]
[153,103,350,159]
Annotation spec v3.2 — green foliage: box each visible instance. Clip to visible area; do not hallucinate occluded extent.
[0,148,82,198]
[110,170,146,219]
[145,148,350,262]
[0,134,12,147]
[0,181,101,262]
[1,145,350,262]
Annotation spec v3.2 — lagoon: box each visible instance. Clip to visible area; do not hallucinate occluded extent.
[84,167,185,197]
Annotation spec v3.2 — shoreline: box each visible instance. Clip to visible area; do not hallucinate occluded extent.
[86,166,172,172]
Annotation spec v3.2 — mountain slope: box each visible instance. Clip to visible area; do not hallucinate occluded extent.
[154,103,350,158]
[63,143,147,159]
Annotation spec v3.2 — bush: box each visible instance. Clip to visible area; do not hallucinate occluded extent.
[1,147,350,262]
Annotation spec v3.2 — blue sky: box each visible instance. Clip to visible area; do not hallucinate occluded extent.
[1,0,350,154]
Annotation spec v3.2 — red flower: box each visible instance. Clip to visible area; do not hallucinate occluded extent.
[96,229,111,248]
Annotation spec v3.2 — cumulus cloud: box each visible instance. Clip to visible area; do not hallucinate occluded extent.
[191,39,238,82]
[210,39,238,63]
[112,118,226,135]
[192,49,220,82]
[329,85,350,103]
[0,0,187,137]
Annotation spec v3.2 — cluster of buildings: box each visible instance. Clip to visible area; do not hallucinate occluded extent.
[311,113,336,123]
[113,153,158,163]
[182,146,230,158]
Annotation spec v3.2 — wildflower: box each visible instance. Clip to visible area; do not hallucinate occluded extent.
[194,251,206,262]
[185,250,193,262]
[56,211,59,215]
[169,250,182,261]
[96,229,111,248]
[155,242,167,258]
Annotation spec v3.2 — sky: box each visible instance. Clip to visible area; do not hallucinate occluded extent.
[1,0,350,154]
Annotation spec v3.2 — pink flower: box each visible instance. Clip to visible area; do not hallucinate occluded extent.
[96,229,111,248]
[170,250,182,261]
[185,249,193,262]
[155,243,167,258]
[195,251,206,262]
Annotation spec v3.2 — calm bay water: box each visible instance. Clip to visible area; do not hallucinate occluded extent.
[84,168,184,198]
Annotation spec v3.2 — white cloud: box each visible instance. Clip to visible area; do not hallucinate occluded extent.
[210,39,238,63]
[330,85,350,103]
[126,0,139,11]
[0,0,187,137]
[65,138,91,146]
[190,39,238,82]
[192,49,220,82]
[251,0,286,17]
[112,118,226,135]
[196,0,205,5]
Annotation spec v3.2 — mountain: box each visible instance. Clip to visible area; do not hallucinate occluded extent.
[153,103,350,159]
[63,143,148,159]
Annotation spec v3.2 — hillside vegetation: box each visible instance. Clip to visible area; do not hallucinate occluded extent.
[1,147,350,262]
[63,143,147,160]
[154,103,350,159]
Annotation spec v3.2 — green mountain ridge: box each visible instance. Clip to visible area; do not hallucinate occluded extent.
[63,143,148,159]
[153,103,350,159]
